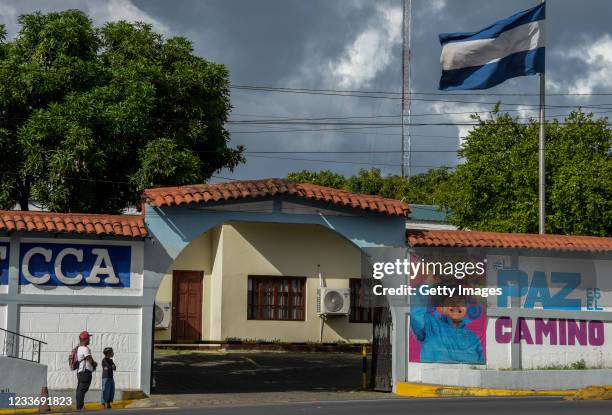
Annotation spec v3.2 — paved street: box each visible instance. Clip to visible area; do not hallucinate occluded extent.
[118,396,612,415]
[138,350,612,414]
[142,349,396,408]
[152,350,366,394]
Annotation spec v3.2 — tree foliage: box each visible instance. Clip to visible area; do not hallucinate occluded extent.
[287,167,452,205]
[438,109,611,236]
[288,108,611,237]
[0,10,243,212]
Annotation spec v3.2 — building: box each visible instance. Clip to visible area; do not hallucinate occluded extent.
[147,179,407,344]
[396,229,612,391]
[406,204,456,231]
[1,178,611,395]
[0,179,407,394]
[0,211,147,392]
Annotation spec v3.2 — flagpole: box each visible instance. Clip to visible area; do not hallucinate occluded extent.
[538,0,546,234]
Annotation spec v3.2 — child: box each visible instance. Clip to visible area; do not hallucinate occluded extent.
[101,347,116,409]
[410,282,484,364]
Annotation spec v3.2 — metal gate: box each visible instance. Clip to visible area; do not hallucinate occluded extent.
[370,305,393,391]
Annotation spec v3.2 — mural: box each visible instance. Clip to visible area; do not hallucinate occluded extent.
[409,253,487,364]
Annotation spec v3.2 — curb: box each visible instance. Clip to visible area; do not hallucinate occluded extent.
[0,400,135,414]
[395,382,575,398]
[567,385,612,400]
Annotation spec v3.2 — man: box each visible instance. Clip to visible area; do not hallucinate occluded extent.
[76,331,97,410]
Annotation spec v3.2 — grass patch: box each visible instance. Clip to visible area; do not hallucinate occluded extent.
[537,359,588,370]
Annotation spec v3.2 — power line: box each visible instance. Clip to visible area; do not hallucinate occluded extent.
[228,120,612,127]
[5,113,607,128]
[229,128,462,138]
[230,84,612,97]
[228,125,402,134]
[247,154,454,168]
[230,85,612,109]
[241,150,458,154]
[231,107,612,121]
[1,66,609,97]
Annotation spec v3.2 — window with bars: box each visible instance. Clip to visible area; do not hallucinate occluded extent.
[247,276,306,321]
[349,278,373,323]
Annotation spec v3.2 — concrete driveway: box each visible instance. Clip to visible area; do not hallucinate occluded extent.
[152,350,366,395]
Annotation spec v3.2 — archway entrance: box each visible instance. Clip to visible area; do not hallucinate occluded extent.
[152,221,373,394]
[141,179,409,395]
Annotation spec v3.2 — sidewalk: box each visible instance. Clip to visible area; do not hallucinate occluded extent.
[126,390,398,409]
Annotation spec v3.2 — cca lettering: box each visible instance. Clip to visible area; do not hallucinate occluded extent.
[21,246,119,285]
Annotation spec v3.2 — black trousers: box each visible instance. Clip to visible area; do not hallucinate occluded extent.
[76,370,92,410]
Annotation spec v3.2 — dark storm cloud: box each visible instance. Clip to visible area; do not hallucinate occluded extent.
[1,0,610,180]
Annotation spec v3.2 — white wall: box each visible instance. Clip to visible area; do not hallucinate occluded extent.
[485,317,512,369]
[0,356,47,396]
[18,306,142,390]
[0,304,6,329]
[407,364,612,390]
[516,319,612,369]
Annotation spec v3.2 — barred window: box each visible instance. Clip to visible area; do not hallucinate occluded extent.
[349,278,373,323]
[247,276,306,321]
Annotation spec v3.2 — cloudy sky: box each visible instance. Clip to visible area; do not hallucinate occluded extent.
[1,0,611,180]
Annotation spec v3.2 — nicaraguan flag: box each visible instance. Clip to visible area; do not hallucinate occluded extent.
[439,3,545,90]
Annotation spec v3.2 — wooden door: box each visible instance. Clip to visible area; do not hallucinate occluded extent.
[172,271,203,343]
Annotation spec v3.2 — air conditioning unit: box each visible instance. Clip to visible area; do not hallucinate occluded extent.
[154,302,172,329]
[317,288,350,315]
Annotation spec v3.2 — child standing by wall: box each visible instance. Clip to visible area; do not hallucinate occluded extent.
[101,347,116,409]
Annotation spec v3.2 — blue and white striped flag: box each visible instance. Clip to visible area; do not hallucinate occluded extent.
[439,3,545,90]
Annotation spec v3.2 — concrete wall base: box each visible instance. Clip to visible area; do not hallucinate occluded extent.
[0,356,47,396]
[408,364,612,390]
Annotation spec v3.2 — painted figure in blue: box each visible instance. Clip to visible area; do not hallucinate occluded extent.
[410,288,484,364]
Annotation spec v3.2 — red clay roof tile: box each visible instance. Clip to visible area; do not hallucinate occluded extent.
[0,211,147,238]
[407,229,612,253]
[143,178,410,217]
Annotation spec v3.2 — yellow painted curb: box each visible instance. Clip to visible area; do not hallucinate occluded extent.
[567,385,612,400]
[396,382,575,398]
[0,399,135,414]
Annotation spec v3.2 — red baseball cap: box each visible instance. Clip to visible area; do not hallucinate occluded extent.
[79,331,91,340]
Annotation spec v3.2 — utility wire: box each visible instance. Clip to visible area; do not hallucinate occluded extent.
[230,85,612,109]
[229,84,612,97]
[231,108,612,121]
[247,154,454,168]
[1,67,610,96]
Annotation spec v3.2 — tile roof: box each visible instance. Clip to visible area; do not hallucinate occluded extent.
[406,229,612,253]
[143,178,410,217]
[0,210,147,238]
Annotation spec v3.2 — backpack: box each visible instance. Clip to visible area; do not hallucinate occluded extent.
[69,346,80,371]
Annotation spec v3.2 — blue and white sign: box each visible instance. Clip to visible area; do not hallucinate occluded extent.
[19,243,132,287]
[489,255,612,311]
[0,242,8,285]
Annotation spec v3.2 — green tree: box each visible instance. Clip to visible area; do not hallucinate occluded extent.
[287,169,347,189]
[287,167,452,206]
[438,109,611,236]
[0,10,243,212]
